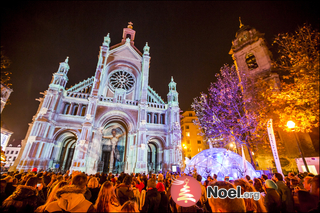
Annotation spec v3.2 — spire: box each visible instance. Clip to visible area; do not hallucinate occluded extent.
[65,56,69,63]
[143,42,150,55]
[239,17,244,28]
[127,21,133,29]
[103,33,111,46]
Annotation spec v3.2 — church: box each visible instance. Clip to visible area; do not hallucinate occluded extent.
[14,22,183,174]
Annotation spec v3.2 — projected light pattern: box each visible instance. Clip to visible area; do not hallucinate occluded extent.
[184,148,259,181]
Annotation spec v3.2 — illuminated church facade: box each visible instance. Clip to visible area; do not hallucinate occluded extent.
[14,23,183,174]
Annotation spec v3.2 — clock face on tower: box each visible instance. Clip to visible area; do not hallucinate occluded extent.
[108,70,135,92]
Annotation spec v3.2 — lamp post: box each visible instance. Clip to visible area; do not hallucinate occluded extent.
[287,121,310,173]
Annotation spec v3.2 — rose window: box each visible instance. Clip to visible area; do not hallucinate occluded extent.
[108,70,135,92]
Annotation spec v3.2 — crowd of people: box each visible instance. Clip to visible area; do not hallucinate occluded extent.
[0,168,319,212]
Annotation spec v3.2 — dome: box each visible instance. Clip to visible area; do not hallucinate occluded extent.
[235,25,254,38]
[184,148,259,181]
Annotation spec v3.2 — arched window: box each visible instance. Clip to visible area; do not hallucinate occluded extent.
[63,103,70,114]
[81,105,87,116]
[245,53,258,70]
[72,105,79,115]
[147,113,152,123]
[160,114,165,124]
[154,113,158,124]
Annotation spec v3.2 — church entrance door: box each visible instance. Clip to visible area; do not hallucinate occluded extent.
[101,122,127,174]
[147,142,158,173]
[58,136,76,172]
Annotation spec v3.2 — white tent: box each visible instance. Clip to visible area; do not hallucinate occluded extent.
[184,148,259,181]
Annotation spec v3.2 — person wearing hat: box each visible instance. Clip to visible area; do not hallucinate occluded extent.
[264,179,281,213]
[141,178,161,213]
[156,182,169,213]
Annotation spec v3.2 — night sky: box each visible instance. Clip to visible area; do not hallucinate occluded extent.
[1,1,318,146]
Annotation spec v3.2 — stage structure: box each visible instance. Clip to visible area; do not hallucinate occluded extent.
[14,22,183,174]
[184,148,259,181]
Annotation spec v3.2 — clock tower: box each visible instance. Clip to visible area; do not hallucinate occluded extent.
[229,18,274,81]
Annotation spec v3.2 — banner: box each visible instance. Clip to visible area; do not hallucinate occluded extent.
[267,119,283,174]
[241,145,248,176]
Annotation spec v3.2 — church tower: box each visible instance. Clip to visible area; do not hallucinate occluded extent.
[229,18,274,80]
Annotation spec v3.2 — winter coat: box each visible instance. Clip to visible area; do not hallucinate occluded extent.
[136,181,145,193]
[116,183,134,205]
[264,188,281,213]
[1,185,39,213]
[141,188,161,213]
[158,191,169,213]
[88,187,100,204]
[297,190,318,212]
[43,185,94,213]
[4,182,16,197]
[276,181,294,212]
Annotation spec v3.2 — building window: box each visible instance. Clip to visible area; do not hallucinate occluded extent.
[160,114,165,124]
[154,113,158,124]
[10,151,14,154]
[72,104,79,115]
[187,148,191,152]
[197,140,201,144]
[189,113,193,117]
[147,113,152,123]
[81,106,87,116]
[186,132,190,137]
[186,125,189,129]
[245,53,258,70]
[181,126,184,131]
[13,157,16,161]
[6,150,9,154]
[63,103,70,114]
[187,140,190,144]
[15,151,18,154]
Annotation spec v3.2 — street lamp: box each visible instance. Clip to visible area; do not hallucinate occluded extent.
[287,121,310,173]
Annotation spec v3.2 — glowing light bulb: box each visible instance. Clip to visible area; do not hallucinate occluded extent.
[287,121,295,129]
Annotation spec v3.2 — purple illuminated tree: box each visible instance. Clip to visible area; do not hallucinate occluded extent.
[192,64,266,168]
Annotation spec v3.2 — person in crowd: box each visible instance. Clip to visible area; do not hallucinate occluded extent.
[273,172,294,213]
[141,178,161,213]
[156,181,169,213]
[121,200,139,212]
[253,178,265,194]
[131,179,141,209]
[35,181,67,212]
[0,179,8,205]
[41,175,51,201]
[4,176,16,197]
[135,175,145,193]
[46,175,63,197]
[94,181,121,212]
[196,174,207,209]
[261,174,268,185]
[100,172,106,185]
[234,178,267,212]
[208,181,246,212]
[294,175,318,212]
[264,179,281,212]
[43,173,94,212]
[1,176,40,213]
[87,177,100,204]
[309,175,320,213]
[116,175,134,205]
[140,188,146,212]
